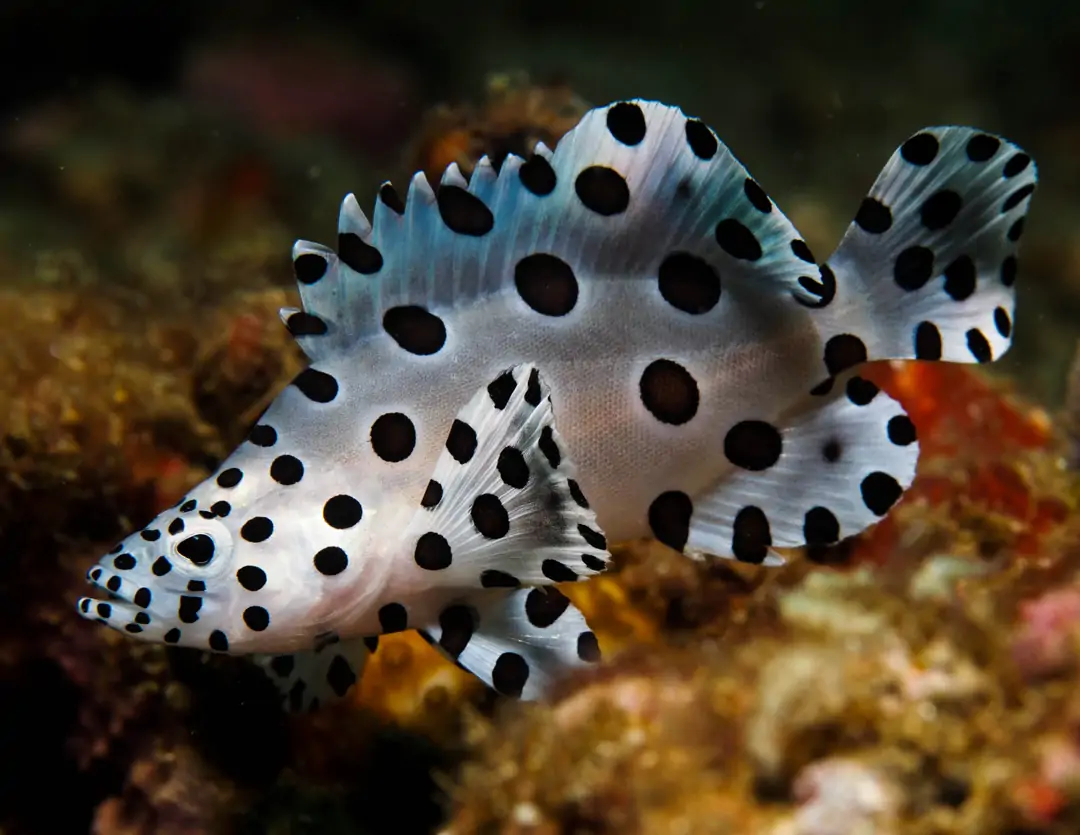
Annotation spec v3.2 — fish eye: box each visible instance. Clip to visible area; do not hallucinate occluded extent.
[175,533,216,566]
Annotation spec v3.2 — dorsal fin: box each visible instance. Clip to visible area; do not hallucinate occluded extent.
[285,100,829,357]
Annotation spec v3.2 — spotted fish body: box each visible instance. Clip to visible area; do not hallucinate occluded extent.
[79,100,1037,710]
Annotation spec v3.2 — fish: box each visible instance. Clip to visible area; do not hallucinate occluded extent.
[77,99,1037,711]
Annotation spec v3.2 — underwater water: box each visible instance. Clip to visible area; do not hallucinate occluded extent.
[3,1,1080,833]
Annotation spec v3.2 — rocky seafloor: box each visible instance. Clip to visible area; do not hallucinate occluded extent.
[4,55,1080,835]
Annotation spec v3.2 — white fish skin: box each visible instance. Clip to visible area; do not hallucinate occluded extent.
[78,101,1037,711]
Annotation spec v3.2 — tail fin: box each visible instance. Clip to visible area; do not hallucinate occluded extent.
[420,587,600,700]
[814,127,1035,375]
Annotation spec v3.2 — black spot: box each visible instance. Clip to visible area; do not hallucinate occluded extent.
[657,252,721,314]
[152,557,172,576]
[164,628,181,644]
[578,524,607,551]
[684,119,718,159]
[920,190,962,230]
[90,568,102,581]
[106,575,121,592]
[519,153,557,195]
[525,587,571,628]
[574,166,630,216]
[846,376,879,406]
[370,412,416,462]
[480,569,520,588]
[803,507,840,546]
[497,446,530,489]
[421,480,443,509]
[140,529,161,542]
[286,311,328,337]
[338,231,383,274]
[446,419,478,464]
[943,255,976,301]
[249,424,277,447]
[606,101,646,145]
[109,543,123,555]
[125,624,143,634]
[113,553,135,570]
[323,494,363,529]
[675,179,692,199]
[293,252,328,285]
[582,554,607,572]
[270,655,294,678]
[795,264,837,309]
[743,178,772,212]
[178,596,202,624]
[437,604,476,658]
[216,467,243,488]
[966,134,1000,162]
[639,359,700,425]
[177,534,215,565]
[436,185,494,236]
[292,368,339,403]
[491,652,530,697]
[791,239,816,263]
[538,425,561,468]
[270,454,304,486]
[567,479,589,509]
[326,655,357,697]
[894,246,935,291]
[134,611,150,625]
[168,518,184,535]
[732,506,771,564]
[514,253,579,316]
[542,559,578,583]
[994,307,1012,338]
[378,602,408,633]
[379,183,405,214]
[209,630,229,652]
[824,334,868,375]
[133,588,151,608]
[186,580,205,593]
[1003,152,1031,177]
[900,132,939,165]
[861,471,904,515]
[724,420,783,471]
[578,632,601,662]
[487,370,517,409]
[525,368,542,406]
[914,321,943,360]
[313,546,349,576]
[241,516,273,543]
[414,532,452,570]
[1007,218,1025,242]
[96,602,111,618]
[383,306,448,355]
[288,681,306,712]
[1002,182,1035,213]
[887,415,917,446]
[648,490,693,551]
[180,499,197,512]
[854,198,892,234]
[714,218,762,261]
[237,565,267,591]
[966,328,992,363]
[198,510,215,520]
[472,494,510,539]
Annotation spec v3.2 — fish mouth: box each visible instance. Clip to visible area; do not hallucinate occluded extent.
[76,561,157,637]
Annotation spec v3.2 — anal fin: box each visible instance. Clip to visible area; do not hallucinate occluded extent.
[401,363,612,591]
[421,588,601,700]
[253,632,371,713]
[671,374,918,564]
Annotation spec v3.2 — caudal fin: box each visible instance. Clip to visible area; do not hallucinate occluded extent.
[421,587,600,700]
[814,127,1036,376]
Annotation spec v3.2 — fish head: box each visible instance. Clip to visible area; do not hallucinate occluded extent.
[77,465,388,654]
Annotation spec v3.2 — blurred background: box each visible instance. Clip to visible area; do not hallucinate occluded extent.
[3,2,1080,833]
